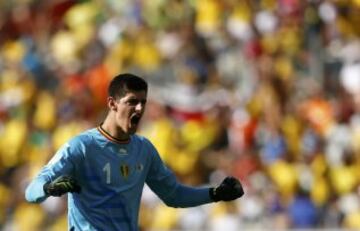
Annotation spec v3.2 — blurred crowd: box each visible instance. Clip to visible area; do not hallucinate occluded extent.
[1,0,360,230]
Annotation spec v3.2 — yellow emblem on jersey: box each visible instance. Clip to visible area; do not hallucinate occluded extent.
[120,164,130,179]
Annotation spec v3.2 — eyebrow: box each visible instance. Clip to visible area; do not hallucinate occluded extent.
[127,97,147,103]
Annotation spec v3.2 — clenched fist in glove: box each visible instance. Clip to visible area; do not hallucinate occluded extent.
[209,176,244,202]
[44,175,81,196]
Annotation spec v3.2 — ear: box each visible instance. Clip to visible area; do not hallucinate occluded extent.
[107,97,118,111]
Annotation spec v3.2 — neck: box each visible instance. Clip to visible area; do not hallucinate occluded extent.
[101,116,129,141]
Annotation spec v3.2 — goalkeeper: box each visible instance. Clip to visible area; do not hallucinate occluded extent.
[25,73,244,231]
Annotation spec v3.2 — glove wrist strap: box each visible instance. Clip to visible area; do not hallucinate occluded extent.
[209,187,220,202]
[43,182,50,196]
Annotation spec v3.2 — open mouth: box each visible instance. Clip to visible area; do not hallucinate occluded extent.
[130,115,141,126]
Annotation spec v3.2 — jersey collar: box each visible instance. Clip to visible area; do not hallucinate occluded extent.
[97,124,131,144]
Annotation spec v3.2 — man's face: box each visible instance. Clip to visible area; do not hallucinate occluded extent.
[110,90,147,135]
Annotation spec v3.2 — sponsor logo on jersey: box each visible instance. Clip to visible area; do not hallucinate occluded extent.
[118,148,128,156]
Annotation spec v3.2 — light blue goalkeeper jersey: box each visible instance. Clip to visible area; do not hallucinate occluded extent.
[25,126,213,231]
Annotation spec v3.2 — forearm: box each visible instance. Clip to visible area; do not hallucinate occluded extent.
[25,176,48,203]
[163,184,213,208]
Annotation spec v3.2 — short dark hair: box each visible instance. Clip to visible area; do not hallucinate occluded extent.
[108,73,148,99]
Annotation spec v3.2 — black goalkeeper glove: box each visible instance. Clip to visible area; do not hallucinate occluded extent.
[43,175,81,197]
[209,176,244,202]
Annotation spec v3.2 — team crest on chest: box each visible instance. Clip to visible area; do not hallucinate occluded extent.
[120,164,130,179]
[119,162,143,179]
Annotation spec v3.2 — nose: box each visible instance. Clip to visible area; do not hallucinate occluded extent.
[135,102,144,112]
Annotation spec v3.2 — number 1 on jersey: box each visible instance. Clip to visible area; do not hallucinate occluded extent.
[103,162,111,184]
